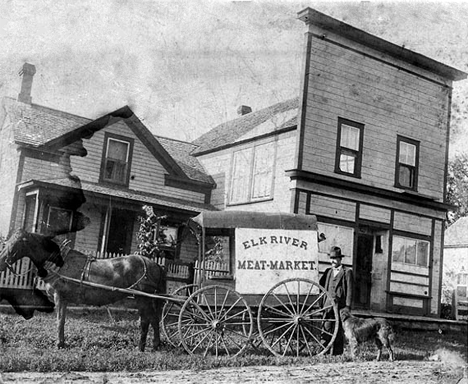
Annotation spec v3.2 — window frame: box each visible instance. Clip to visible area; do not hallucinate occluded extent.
[228,141,276,205]
[391,235,430,268]
[395,135,419,191]
[99,132,134,187]
[334,118,364,178]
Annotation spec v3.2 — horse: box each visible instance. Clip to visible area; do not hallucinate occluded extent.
[0,229,166,351]
[0,287,55,319]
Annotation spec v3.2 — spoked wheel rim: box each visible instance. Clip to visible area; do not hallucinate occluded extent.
[161,284,198,347]
[178,285,253,358]
[257,278,339,357]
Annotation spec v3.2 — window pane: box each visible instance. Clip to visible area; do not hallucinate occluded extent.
[405,239,416,264]
[392,237,405,263]
[105,160,127,183]
[398,165,414,188]
[230,148,252,203]
[399,142,416,166]
[340,153,355,174]
[251,143,274,199]
[416,241,429,266]
[340,125,360,150]
[107,139,129,161]
[48,207,72,233]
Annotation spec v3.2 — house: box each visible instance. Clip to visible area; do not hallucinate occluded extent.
[192,8,467,317]
[0,63,216,273]
[444,218,468,320]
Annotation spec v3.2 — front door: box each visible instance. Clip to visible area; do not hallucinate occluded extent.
[354,234,373,309]
[106,208,135,255]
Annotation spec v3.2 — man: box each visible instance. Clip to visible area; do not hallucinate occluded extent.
[319,245,353,355]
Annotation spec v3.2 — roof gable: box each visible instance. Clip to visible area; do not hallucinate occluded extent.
[192,97,299,155]
[42,105,213,186]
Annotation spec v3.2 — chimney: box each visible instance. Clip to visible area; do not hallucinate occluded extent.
[237,105,252,116]
[18,63,36,104]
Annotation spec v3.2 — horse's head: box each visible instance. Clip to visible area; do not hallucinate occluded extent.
[0,229,64,273]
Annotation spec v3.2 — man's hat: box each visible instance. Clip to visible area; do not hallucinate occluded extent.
[328,246,343,259]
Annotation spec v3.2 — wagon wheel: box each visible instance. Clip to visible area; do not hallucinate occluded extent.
[178,285,254,358]
[257,278,339,358]
[161,284,198,347]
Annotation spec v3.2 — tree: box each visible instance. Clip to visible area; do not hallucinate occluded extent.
[135,205,169,259]
[447,154,468,225]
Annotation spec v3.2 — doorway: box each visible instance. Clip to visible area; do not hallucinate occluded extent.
[106,208,135,255]
[354,233,373,309]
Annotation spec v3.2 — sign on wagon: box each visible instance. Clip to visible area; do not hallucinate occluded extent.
[235,228,319,295]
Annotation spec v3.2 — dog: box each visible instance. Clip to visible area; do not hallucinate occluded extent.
[340,308,395,361]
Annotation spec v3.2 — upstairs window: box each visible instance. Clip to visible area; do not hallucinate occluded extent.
[100,134,134,186]
[335,118,364,178]
[229,142,275,205]
[395,136,419,190]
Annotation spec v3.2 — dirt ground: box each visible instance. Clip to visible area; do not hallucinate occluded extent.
[0,360,466,384]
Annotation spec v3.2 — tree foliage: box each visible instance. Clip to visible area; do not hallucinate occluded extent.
[447,154,468,225]
[135,205,169,259]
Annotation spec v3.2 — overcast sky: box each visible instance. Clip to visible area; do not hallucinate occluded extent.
[1,0,467,144]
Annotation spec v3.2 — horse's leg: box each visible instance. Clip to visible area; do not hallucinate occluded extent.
[137,300,150,352]
[150,299,162,351]
[56,294,68,349]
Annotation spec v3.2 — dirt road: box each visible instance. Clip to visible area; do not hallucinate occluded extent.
[0,360,465,384]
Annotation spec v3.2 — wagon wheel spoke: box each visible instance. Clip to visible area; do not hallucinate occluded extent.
[258,278,338,357]
[262,304,294,319]
[178,285,252,358]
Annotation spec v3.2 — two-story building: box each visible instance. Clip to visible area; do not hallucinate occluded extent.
[192,8,466,317]
[0,64,216,268]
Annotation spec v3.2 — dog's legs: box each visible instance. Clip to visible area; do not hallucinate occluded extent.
[381,337,394,362]
[375,337,383,361]
[349,337,358,360]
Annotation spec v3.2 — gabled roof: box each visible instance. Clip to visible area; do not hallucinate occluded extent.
[445,217,468,247]
[2,96,91,147]
[3,97,214,187]
[192,97,299,155]
[156,136,213,184]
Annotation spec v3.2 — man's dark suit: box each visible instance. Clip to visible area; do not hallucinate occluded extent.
[319,266,354,355]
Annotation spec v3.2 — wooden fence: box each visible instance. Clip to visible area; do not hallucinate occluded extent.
[0,247,231,292]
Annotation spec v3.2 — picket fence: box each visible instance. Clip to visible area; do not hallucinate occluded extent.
[0,248,230,291]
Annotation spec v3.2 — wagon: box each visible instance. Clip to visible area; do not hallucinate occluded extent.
[160,211,340,358]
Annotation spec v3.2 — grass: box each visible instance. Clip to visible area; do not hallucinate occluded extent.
[0,308,466,372]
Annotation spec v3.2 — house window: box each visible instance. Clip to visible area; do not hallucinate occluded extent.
[101,134,134,185]
[46,207,73,234]
[395,136,419,190]
[392,236,429,267]
[335,118,364,178]
[229,142,275,204]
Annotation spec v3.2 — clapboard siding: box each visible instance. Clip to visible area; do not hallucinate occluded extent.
[390,281,429,297]
[359,204,391,224]
[74,205,102,252]
[197,131,296,212]
[0,127,21,236]
[71,121,206,203]
[391,272,429,286]
[309,194,356,221]
[392,296,424,309]
[430,220,443,315]
[393,212,432,235]
[300,35,448,200]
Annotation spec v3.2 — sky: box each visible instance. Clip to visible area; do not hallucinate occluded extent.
[1,0,467,145]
